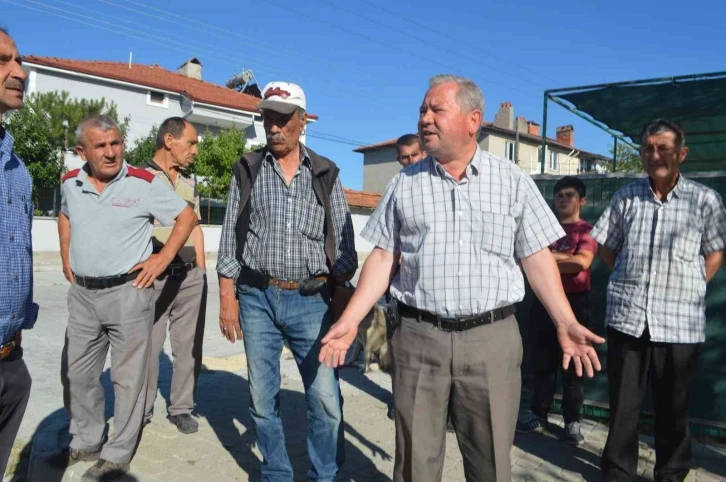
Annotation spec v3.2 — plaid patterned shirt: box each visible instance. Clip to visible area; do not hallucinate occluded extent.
[0,127,38,345]
[217,146,357,280]
[362,146,564,318]
[590,176,726,343]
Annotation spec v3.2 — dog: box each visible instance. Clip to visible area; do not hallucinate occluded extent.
[355,303,393,374]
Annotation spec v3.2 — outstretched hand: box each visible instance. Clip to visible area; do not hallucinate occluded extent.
[557,322,605,377]
[319,319,359,368]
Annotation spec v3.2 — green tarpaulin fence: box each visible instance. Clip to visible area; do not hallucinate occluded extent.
[522,173,726,434]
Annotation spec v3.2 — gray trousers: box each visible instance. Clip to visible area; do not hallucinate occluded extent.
[391,313,522,482]
[66,280,154,464]
[145,266,206,419]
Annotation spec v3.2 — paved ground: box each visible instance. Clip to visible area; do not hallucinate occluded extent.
[4,258,726,481]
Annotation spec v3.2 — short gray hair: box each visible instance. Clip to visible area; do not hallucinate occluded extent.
[429,74,485,114]
[76,114,120,146]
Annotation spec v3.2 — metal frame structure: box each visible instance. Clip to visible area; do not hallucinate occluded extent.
[540,71,726,173]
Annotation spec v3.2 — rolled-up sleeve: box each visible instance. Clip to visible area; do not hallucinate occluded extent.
[146,177,188,226]
[514,174,564,259]
[216,177,242,279]
[330,177,358,275]
[590,194,625,252]
[701,190,726,255]
[360,175,400,253]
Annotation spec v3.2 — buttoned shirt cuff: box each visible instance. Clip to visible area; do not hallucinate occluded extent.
[216,256,241,280]
[21,302,39,330]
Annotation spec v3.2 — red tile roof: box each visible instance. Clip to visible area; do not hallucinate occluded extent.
[344,188,381,210]
[23,56,319,119]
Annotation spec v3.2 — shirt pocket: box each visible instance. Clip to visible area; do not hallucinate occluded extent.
[673,220,703,262]
[473,210,516,258]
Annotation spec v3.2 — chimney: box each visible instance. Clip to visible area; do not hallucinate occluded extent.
[493,102,514,130]
[556,125,574,147]
[527,121,540,136]
[178,57,202,80]
[516,116,527,133]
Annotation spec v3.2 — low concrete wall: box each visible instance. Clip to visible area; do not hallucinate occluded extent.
[32,213,375,257]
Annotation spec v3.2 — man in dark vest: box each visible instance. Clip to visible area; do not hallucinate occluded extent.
[216,81,357,482]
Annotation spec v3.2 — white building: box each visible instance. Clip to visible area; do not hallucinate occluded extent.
[21,55,318,170]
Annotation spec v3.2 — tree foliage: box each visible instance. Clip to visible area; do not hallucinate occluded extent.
[608,141,644,173]
[4,90,130,191]
[194,128,249,199]
[124,126,158,167]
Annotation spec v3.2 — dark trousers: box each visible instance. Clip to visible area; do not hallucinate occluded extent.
[529,291,590,424]
[601,328,702,482]
[0,348,31,476]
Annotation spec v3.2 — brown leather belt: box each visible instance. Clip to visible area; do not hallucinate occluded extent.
[268,275,328,290]
[0,341,16,360]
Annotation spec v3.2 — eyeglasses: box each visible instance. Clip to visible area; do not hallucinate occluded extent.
[641,145,676,156]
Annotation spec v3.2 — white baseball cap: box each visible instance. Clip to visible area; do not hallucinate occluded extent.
[257,81,306,114]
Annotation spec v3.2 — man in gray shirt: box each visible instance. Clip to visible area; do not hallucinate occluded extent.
[320,75,604,481]
[58,115,196,481]
[592,119,726,482]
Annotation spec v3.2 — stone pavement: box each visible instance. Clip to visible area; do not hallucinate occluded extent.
[4,259,726,481]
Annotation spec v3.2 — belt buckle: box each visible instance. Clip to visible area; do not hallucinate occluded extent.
[168,265,184,277]
[0,341,15,359]
[434,315,456,332]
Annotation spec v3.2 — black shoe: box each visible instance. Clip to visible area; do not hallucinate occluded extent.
[81,459,129,481]
[168,413,199,434]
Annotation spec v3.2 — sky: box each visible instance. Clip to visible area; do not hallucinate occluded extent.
[1,0,723,190]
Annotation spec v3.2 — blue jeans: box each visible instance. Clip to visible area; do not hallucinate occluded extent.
[238,283,344,482]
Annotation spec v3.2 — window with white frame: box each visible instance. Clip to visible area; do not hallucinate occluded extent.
[147,90,168,108]
[549,150,558,171]
[505,141,515,161]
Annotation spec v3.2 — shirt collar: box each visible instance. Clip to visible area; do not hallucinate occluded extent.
[431,145,482,179]
[646,172,684,202]
[78,161,128,187]
[146,158,189,178]
[265,144,312,169]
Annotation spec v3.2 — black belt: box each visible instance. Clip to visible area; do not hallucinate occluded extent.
[398,303,516,332]
[75,272,139,290]
[163,261,197,277]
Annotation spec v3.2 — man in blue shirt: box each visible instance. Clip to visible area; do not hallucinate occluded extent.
[0,26,37,475]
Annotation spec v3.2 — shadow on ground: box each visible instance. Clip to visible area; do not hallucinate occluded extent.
[163,352,393,482]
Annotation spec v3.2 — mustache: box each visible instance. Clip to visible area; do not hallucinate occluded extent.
[4,79,25,91]
[267,134,285,143]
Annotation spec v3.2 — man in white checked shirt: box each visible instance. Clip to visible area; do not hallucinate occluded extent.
[593,120,726,482]
[319,75,604,482]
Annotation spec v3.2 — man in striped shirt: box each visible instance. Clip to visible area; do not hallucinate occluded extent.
[592,120,726,482]
[319,74,604,482]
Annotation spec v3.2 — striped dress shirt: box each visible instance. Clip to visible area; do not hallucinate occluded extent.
[591,176,726,343]
[361,146,564,318]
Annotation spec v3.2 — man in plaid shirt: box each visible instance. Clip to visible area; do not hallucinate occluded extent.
[216,82,357,482]
[592,119,726,482]
[319,75,604,482]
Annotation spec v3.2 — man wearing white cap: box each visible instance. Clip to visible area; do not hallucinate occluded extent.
[217,82,357,481]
